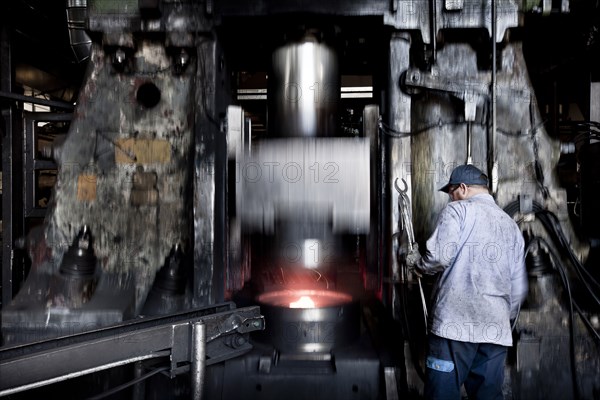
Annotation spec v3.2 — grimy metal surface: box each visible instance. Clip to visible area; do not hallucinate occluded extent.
[3,0,600,399]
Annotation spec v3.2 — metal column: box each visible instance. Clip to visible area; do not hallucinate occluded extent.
[191,321,207,400]
[1,15,24,312]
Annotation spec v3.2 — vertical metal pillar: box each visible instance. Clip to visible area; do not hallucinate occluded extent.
[489,0,498,195]
[194,35,231,307]
[191,321,206,400]
[386,32,412,311]
[194,38,221,307]
[1,14,23,311]
[365,104,381,294]
[132,361,146,400]
[0,10,11,311]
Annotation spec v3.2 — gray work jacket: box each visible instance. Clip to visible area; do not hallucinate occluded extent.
[415,193,528,346]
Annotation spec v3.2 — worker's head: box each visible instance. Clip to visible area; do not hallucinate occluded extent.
[439,164,489,201]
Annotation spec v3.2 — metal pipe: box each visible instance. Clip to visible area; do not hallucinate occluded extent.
[268,34,339,137]
[66,0,91,63]
[1,23,21,312]
[466,122,473,165]
[191,321,206,400]
[1,354,164,397]
[132,361,146,400]
[0,90,74,110]
[430,0,437,62]
[489,0,498,195]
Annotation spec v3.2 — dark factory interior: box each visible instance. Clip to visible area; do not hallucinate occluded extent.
[1,0,600,399]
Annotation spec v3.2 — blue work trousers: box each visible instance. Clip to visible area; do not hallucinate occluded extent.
[424,334,508,400]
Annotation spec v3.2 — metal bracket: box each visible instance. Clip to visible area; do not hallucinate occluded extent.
[402,68,488,122]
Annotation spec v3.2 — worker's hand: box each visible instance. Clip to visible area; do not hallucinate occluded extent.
[405,243,422,271]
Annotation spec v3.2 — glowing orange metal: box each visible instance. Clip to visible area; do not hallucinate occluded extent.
[289,296,316,308]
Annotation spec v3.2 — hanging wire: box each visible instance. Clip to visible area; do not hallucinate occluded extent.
[379,118,528,139]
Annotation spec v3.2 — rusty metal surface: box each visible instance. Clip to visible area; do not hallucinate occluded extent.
[40,39,196,313]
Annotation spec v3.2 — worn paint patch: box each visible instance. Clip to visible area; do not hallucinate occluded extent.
[77,174,97,201]
[115,138,171,164]
[131,171,158,206]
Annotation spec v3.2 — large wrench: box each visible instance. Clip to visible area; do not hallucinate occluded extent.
[394,178,428,331]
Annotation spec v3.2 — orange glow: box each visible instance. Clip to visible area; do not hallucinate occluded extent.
[289,296,316,308]
[258,289,352,308]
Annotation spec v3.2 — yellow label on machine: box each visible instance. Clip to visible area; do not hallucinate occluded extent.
[114,138,171,164]
[77,174,97,201]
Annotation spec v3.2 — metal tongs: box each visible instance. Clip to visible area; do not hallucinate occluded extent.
[395,178,428,332]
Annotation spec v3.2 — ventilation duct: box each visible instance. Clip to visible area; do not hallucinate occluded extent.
[66,0,91,63]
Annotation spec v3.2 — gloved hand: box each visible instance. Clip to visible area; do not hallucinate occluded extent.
[405,243,422,271]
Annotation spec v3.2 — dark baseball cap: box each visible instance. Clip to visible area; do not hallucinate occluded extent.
[439,164,489,192]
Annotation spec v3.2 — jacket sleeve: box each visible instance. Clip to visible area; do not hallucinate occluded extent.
[415,204,462,275]
[510,235,529,319]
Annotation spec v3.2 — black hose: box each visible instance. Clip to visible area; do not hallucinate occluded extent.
[551,246,580,400]
[535,210,600,301]
[504,200,600,305]
[508,198,600,398]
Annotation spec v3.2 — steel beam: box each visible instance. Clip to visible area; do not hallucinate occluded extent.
[0,302,264,397]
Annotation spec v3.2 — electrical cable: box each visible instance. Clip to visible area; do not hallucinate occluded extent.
[551,246,580,400]
[379,121,411,138]
[394,229,426,382]
[85,365,170,400]
[538,210,600,293]
[524,217,600,333]
[390,237,414,377]
[560,120,600,130]
[560,121,600,158]
[398,254,427,383]
[504,200,600,304]
[536,209,600,296]
[573,301,600,343]
[510,206,600,399]
[379,120,528,139]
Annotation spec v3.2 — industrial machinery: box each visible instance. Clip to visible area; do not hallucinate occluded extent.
[1,0,600,399]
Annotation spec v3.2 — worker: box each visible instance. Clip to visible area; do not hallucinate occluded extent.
[405,164,528,400]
